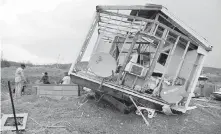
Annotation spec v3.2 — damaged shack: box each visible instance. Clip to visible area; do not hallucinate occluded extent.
[69,4,213,114]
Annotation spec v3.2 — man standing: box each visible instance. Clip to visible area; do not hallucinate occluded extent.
[15,64,27,98]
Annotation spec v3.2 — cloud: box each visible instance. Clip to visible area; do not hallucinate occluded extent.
[1,44,57,64]
[0,0,220,68]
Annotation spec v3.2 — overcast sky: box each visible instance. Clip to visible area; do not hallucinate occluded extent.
[0,0,220,67]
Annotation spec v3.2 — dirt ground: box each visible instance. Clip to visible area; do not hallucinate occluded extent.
[1,95,221,134]
[1,66,221,134]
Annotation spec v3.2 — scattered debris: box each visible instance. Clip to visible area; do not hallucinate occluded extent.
[129,96,150,127]
[136,106,155,118]
[194,98,210,102]
[162,105,175,115]
[195,103,221,110]
[77,99,88,109]
[195,103,209,108]
[29,117,68,132]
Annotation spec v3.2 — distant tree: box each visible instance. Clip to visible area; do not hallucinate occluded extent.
[1,59,11,68]
[25,61,34,67]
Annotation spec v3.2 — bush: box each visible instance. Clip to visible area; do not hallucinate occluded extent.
[1,60,11,68]
[1,59,35,68]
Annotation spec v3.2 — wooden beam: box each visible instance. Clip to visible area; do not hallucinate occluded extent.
[145,29,169,79]
[158,14,176,29]
[144,13,158,34]
[152,36,180,96]
[96,5,162,11]
[139,32,175,46]
[150,13,159,35]
[100,15,145,26]
[115,12,140,83]
[161,8,212,51]
[70,72,170,106]
[100,10,211,51]
[99,25,136,33]
[99,29,129,38]
[129,96,150,127]
[185,54,201,92]
[100,30,127,38]
[99,21,140,30]
[100,10,155,24]
[162,44,173,52]
[117,31,141,83]
[172,41,190,85]
[92,32,104,54]
[185,54,205,109]
[69,12,99,74]
[113,41,150,44]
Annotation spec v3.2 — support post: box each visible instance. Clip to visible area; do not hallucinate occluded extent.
[185,54,205,109]
[129,96,150,127]
[185,54,201,91]
[145,29,169,79]
[152,36,180,95]
[69,12,99,74]
[78,85,83,96]
[117,31,141,84]
[100,10,209,51]
[172,41,190,85]
[8,81,19,134]
[150,13,159,35]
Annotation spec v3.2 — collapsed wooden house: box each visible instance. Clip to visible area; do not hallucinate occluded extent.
[69,4,213,114]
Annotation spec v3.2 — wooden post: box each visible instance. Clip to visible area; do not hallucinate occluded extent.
[69,12,99,74]
[152,36,180,95]
[92,32,103,54]
[185,54,205,109]
[129,96,149,127]
[100,10,206,50]
[185,54,201,91]
[77,85,82,96]
[150,14,159,35]
[8,81,19,134]
[114,11,139,78]
[172,41,190,85]
[145,29,169,79]
[117,32,141,83]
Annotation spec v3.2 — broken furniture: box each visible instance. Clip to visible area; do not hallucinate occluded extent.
[68,4,213,115]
